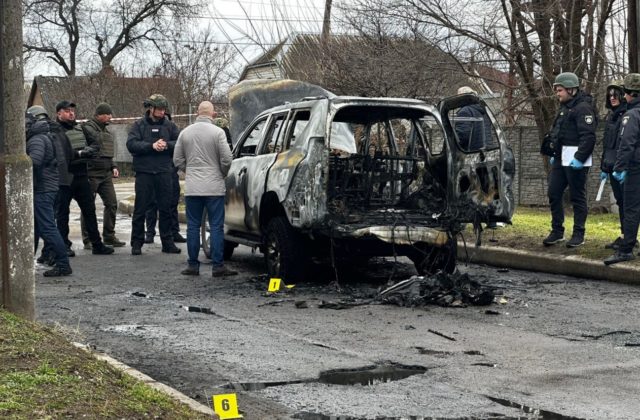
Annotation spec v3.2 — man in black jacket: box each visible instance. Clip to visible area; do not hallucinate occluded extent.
[605,73,640,265]
[126,94,181,255]
[26,108,72,277]
[53,100,114,256]
[599,80,628,250]
[543,72,597,248]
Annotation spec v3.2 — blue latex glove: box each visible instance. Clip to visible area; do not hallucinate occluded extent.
[570,158,584,170]
[613,170,628,183]
[549,157,555,165]
[600,171,608,181]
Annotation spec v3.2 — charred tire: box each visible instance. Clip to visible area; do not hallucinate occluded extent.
[410,240,457,276]
[263,216,306,283]
[201,208,236,260]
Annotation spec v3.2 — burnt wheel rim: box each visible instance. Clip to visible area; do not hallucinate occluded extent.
[265,231,281,276]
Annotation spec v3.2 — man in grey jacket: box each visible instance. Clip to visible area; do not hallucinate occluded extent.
[173,101,235,277]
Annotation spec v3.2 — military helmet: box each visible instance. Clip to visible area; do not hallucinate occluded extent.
[213,117,229,128]
[145,94,169,109]
[26,105,49,120]
[607,79,624,91]
[623,73,640,92]
[553,72,580,89]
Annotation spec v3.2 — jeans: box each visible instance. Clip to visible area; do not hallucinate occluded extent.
[185,195,225,268]
[34,191,70,269]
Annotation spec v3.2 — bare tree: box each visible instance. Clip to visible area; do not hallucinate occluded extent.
[348,0,617,138]
[155,25,239,106]
[23,0,198,76]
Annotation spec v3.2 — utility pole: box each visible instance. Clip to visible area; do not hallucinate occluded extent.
[321,0,333,45]
[630,0,640,72]
[1,0,35,320]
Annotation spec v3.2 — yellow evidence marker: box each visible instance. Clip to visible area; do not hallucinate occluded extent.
[212,393,243,419]
[268,278,282,292]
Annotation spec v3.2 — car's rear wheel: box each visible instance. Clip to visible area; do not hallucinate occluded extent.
[201,208,236,260]
[263,216,306,283]
[409,239,457,276]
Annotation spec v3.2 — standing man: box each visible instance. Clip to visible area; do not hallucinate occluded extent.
[173,101,236,277]
[599,80,628,250]
[25,108,72,277]
[81,103,126,248]
[543,72,597,248]
[126,94,181,255]
[605,73,640,265]
[52,101,115,255]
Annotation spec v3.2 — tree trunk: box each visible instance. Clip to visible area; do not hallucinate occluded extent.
[0,0,35,320]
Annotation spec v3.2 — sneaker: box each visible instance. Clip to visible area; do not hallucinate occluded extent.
[181,266,200,276]
[542,231,564,246]
[83,242,92,250]
[104,237,126,247]
[144,236,155,244]
[604,251,635,266]
[566,235,585,248]
[36,253,49,264]
[92,243,115,255]
[131,245,142,256]
[67,247,76,257]
[161,245,181,254]
[605,237,624,250]
[173,233,187,243]
[212,267,238,277]
[43,265,73,277]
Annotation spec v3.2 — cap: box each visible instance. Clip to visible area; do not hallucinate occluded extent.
[457,86,477,95]
[56,100,76,112]
[95,102,113,115]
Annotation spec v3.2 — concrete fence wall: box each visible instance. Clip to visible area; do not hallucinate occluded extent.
[112,123,614,211]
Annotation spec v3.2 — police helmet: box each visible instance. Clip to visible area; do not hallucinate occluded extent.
[26,105,49,120]
[553,72,580,89]
[213,117,229,128]
[623,73,640,92]
[145,94,170,109]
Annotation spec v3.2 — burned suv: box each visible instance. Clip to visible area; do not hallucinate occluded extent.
[202,80,515,282]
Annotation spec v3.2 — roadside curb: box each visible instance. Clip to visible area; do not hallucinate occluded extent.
[459,243,640,285]
[72,343,217,418]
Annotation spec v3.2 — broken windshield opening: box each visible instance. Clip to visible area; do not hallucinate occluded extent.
[327,106,447,223]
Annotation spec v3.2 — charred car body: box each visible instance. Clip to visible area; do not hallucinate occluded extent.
[202,80,515,282]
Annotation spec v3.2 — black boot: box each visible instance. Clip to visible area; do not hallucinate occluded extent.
[543,231,564,246]
[162,243,181,254]
[604,251,635,265]
[566,234,585,248]
[173,233,187,243]
[43,265,73,277]
[92,242,115,255]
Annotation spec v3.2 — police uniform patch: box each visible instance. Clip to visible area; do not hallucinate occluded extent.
[622,116,630,125]
[585,115,593,125]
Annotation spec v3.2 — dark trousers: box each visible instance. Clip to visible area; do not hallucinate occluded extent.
[132,172,173,246]
[145,170,180,238]
[81,170,118,242]
[610,176,625,234]
[57,176,103,246]
[621,170,640,253]
[547,165,589,236]
[34,191,70,269]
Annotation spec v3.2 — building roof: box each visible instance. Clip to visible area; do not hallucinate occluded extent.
[27,75,185,120]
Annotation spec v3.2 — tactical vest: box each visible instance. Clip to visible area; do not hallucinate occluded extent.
[98,130,114,158]
[65,126,87,150]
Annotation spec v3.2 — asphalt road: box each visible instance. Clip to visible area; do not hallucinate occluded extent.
[35,188,640,419]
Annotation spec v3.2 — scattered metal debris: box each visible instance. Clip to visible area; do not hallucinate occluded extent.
[464,350,484,356]
[415,347,452,356]
[180,305,215,315]
[624,343,640,347]
[427,329,456,342]
[472,362,497,367]
[485,310,501,315]
[378,271,495,308]
[131,291,148,298]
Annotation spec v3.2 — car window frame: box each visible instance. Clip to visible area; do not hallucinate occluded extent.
[236,115,269,157]
[258,111,289,155]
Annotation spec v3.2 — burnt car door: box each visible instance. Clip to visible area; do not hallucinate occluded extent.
[437,94,515,225]
[225,112,289,234]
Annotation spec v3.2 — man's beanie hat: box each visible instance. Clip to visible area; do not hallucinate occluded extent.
[56,100,76,112]
[95,102,113,115]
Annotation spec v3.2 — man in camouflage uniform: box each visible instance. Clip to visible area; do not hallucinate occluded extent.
[81,103,126,248]
[605,73,640,265]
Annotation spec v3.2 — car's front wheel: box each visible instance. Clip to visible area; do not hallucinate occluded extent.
[409,239,457,276]
[263,216,306,283]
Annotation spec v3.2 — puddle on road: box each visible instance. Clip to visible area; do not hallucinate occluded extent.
[222,379,312,391]
[318,364,427,386]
